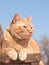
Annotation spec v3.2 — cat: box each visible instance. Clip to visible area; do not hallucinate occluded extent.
[1,14,43,64]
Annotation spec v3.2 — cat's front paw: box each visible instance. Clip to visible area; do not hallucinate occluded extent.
[19,48,27,61]
[6,48,18,61]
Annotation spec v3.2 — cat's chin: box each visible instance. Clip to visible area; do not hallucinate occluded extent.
[22,35,31,40]
[23,37,30,40]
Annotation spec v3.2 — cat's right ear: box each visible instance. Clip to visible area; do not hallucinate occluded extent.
[11,14,20,24]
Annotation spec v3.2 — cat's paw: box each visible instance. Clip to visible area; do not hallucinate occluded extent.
[19,48,33,61]
[6,48,18,61]
[19,48,27,61]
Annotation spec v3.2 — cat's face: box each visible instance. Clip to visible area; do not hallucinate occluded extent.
[10,14,34,40]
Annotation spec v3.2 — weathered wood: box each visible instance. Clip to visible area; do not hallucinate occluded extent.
[0,25,3,63]
[25,54,41,62]
[1,54,41,65]
[0,24,3,44]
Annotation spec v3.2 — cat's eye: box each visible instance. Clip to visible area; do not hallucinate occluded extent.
[31,27,33,29]
[23,25,27,28]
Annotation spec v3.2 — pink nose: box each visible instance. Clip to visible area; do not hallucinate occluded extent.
[29,32,32,34]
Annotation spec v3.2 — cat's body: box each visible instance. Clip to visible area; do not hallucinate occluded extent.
[2,30,40,60]
[3,30,40,53]
[1,14,44,65]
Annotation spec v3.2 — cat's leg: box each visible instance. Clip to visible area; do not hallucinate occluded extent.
[19,48,33,61]
[6,48,18,61]
[19,48,28,61]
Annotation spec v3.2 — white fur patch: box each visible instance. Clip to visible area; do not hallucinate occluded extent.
[19,48,33,61]
[7,48,18,60]
[19,48,27,61]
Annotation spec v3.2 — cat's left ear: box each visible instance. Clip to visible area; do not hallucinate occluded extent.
[11,14,20,24]
[27,16,32,21]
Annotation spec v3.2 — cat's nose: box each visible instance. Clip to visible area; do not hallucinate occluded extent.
[29,31,32,34]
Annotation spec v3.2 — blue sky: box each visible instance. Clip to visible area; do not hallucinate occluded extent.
[0,0,49,40]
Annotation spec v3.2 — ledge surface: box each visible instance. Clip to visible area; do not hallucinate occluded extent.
[1,53,41,65]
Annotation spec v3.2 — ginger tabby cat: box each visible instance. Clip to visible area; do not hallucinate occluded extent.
[1,14,44,65]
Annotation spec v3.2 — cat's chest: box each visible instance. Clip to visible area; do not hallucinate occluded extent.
[4,31,33,51]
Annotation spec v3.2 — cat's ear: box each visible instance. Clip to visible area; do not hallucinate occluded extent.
[27,16,32,21]
[11,14,20,24]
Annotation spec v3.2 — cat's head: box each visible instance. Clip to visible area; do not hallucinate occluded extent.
[9,14,34,40]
